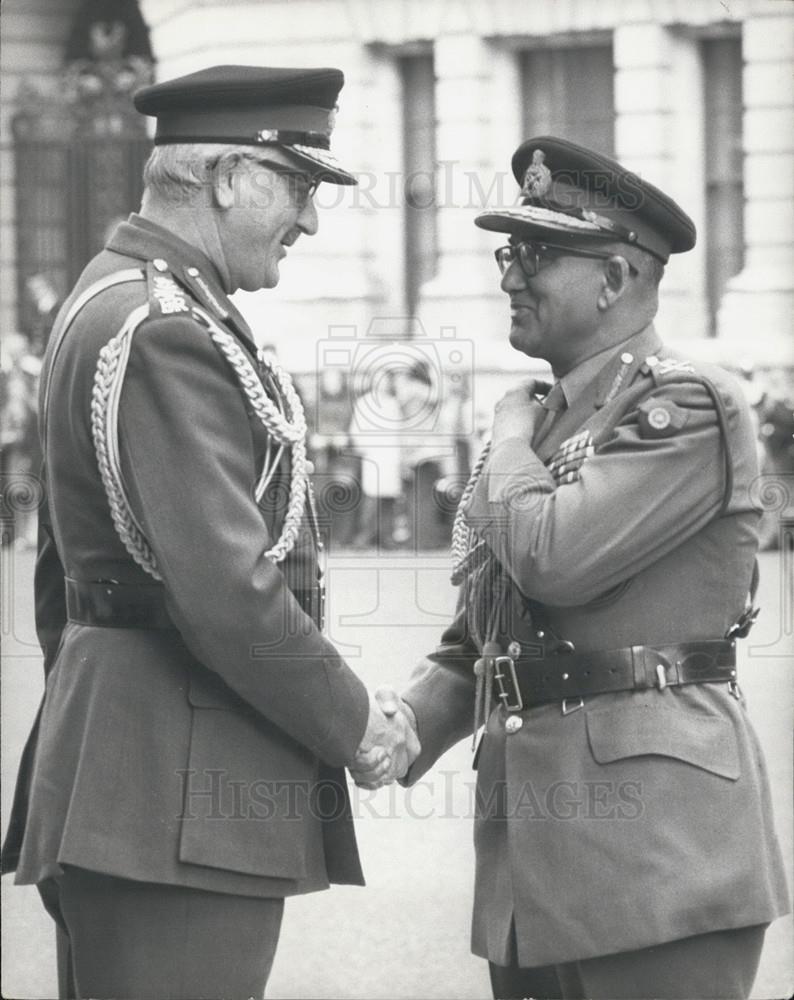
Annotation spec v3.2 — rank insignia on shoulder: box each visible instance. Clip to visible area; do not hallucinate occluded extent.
[547,429,594,484]
[147,261,190,316]
[637,398,689,438]
[646,357,696,382]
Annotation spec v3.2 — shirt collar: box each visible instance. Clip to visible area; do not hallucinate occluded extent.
[107,214,221,283]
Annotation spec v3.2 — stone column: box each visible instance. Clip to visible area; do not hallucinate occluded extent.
[717,8,794,366]
[417,31,519,375]
[614,22,710,344]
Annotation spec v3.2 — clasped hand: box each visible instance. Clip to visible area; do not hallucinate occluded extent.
[350,688,420,789]
[491,378,548,444]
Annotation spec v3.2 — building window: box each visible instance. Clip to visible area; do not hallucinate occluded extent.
[520,43,615,155]
[399,51,438,316]
[701,34,744,334]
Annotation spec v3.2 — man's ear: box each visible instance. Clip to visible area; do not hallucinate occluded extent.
[597,256,632,311]
[211,151,242,210]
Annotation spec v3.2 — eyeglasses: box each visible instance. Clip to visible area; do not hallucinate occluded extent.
[242,155,320,207]
[494,241,638,280]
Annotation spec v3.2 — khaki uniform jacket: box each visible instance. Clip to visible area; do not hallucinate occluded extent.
[404,324,789,966]
[3,215,369,897]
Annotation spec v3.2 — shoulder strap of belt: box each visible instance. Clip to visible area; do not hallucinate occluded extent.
[41,268,145,451]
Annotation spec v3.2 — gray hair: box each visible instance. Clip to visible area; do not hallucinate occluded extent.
[141,143,250,200]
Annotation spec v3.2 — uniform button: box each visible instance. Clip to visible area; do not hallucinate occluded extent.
[505,715,523,734]
[507,641,521,658]
[152,258,168,272]
[647,406,671,430]
[645,355,659,367]
[186,266,200,277]
[304,459,315,474]
[620,352,634,364]
[536,629,545,639]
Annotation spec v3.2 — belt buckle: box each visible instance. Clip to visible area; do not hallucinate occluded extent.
[493,655,523,712]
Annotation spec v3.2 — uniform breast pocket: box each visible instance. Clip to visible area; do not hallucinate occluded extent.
[178,673,317,879]
[585,700,741,781]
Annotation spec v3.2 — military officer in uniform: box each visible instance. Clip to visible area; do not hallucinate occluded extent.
[358,137,790,998]
[2,65,418,999]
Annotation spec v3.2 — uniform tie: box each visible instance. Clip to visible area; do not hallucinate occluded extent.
[534,381,566,445]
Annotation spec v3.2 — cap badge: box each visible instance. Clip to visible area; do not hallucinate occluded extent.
[521,150,552,200]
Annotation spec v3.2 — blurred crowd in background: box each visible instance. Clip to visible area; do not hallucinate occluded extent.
[2,311,792,553]
[1,309,479,553]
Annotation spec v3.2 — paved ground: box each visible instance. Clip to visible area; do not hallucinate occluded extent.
[2,545,792,999]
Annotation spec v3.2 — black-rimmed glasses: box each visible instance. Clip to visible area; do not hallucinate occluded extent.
[242,154,320,206]
[495,241,638,280]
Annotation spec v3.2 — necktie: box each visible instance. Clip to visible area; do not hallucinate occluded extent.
[534,381,566,446]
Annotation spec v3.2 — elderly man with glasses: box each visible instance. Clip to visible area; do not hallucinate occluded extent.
[2,65,419,1000]
[360,137,789,998]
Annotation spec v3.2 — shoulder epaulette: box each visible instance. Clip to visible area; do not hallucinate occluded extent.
[640,353,737,515]
[641,354,696,384]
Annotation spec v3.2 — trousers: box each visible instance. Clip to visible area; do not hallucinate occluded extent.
[489,922,767,1000]
[38,865,284,1000]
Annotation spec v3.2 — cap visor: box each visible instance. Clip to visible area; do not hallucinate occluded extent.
[475,205,606,240]
[287,143,358,185]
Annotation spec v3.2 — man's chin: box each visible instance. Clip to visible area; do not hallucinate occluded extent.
[258,265,280,291]
[508,323,536,357]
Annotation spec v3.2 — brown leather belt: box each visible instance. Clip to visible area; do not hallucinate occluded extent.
[492,640,737,711]
[65,578,322,630]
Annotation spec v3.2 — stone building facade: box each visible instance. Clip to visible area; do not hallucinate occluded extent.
[2,0,792,382]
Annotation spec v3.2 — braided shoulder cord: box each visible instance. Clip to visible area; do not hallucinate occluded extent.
[197,310,305,446]
[450,437,515,655]
[91,304,309,580]
[91,304,163,579]
[195,308,308,564]
[450,438,491,585]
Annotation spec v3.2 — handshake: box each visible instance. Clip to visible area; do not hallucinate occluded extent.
[350,688,420,789]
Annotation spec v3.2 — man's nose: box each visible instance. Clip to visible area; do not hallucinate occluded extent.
[500,257,529,293]
[297,196,319,236]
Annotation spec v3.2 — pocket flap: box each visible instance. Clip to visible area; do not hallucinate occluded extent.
[586,702,740,780]
[187,670,236,710]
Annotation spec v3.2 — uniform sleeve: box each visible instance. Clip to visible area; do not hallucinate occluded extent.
[465,378,745,607]
[116,315,369,767]
[401,601,479,781]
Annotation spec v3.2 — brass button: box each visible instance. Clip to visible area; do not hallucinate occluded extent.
[505,715,523,734]
[152,258,168,272]
[507,641,521,658]
[186,266,200,277]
